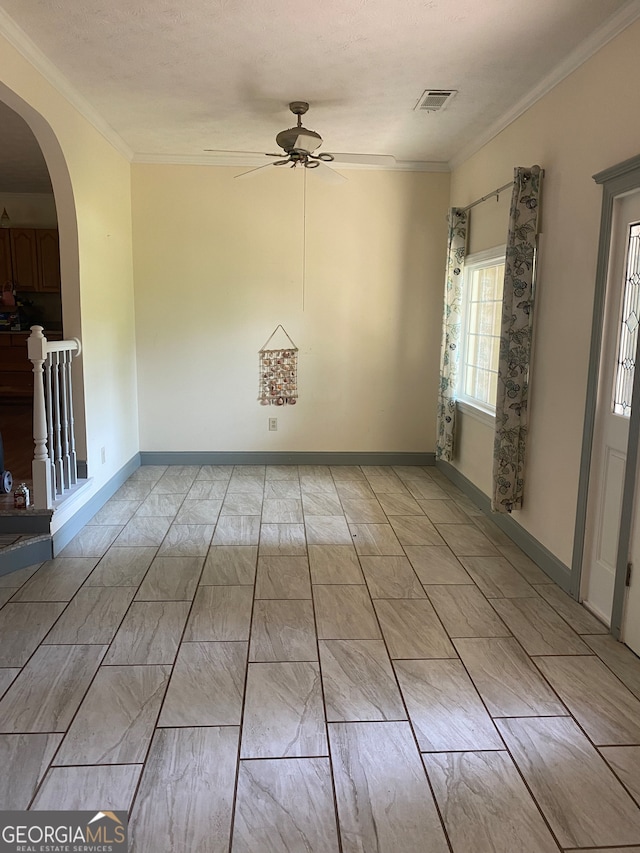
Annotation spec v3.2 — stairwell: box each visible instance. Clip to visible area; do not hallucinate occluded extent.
[0,326,86,573]
[0,488,53,574]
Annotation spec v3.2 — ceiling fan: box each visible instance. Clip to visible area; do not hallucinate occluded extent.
[205,101,396,183]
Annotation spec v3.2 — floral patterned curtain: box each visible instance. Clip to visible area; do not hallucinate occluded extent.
[492,166,543,512]
[436,208,468,461]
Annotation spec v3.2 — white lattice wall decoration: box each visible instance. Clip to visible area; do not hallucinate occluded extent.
[258,325,298,407]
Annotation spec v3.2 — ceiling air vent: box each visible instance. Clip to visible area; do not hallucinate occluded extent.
[414,89,458,112]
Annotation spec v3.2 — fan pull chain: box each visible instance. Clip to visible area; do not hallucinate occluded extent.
[303,168,307,312]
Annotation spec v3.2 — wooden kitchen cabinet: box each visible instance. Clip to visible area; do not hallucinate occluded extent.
[7,228,61,293]
[0,333,34,398]
[0,231,11,284]
[0,330,63,399]
[9,229,39,291]
[36,230,61,292]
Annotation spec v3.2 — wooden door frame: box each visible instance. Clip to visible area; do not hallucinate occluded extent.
[572,153,640,638]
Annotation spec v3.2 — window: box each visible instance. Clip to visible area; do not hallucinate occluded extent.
[458,247,505,416]
[613,222,640,417]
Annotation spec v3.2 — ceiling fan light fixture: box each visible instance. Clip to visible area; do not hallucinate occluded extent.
[275,126,323,154]
[294,131,322,152]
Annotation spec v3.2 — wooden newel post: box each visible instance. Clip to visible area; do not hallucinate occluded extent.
[28,326,53,509]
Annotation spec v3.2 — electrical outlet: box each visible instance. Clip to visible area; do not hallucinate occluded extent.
[269,418,278,431]
[100,446,106,464]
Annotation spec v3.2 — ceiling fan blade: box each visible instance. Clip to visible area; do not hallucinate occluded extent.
[235,163,276,180]
[205,148,264,154]
[205,149,287,159]
[311,161,348,185]
[327,153,396,167]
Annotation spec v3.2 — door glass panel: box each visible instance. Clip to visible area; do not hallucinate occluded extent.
[613,222,640,416]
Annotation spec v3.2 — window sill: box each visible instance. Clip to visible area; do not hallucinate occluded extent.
[456,399,495,428]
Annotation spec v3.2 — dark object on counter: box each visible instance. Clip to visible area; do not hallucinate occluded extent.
[0,311,18,330]
[14,483,29,508]
[0,432,12,494]
[1,283,15,308]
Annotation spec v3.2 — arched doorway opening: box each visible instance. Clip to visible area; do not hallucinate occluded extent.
[0,83,85,485]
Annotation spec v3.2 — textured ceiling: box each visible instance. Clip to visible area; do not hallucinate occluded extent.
[0,0,636,180]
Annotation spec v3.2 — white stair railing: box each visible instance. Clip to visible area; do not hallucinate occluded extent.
[28,326,82,509]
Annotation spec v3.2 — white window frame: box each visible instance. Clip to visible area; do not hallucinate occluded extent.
[456,245,506,425]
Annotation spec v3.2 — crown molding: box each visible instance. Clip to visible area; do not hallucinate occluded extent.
[448,0,640,171]
[132,152,450,173]
[394,160,449,173]
[0,7,133,161]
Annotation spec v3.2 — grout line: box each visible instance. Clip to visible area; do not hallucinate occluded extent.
[527,651,598,657]
[226,466,263,853]
[48,760,146,768]
[308,476,345,853]
[238,753,330,762]
[420,747,509,753]
[490,712,571,718]
[247,658,319,664]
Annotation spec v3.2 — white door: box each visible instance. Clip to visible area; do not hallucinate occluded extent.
[626,480,640,655]
[583,191,640,629]
[624,220,640,654]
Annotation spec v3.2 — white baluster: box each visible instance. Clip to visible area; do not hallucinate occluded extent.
[27,326,53,510]
[44,353,56,500]
[52,351,63,495]
[60,350,71,489]
[65,350,77,485]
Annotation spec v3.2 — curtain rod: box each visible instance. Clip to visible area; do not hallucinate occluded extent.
[460,180,513,213]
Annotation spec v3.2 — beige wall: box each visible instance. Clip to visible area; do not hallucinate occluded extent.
[132,165,449,452]
[0,33,139,497]
[449,18,640,567]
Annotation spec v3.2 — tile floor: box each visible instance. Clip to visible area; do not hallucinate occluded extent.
[1,463,640,852]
